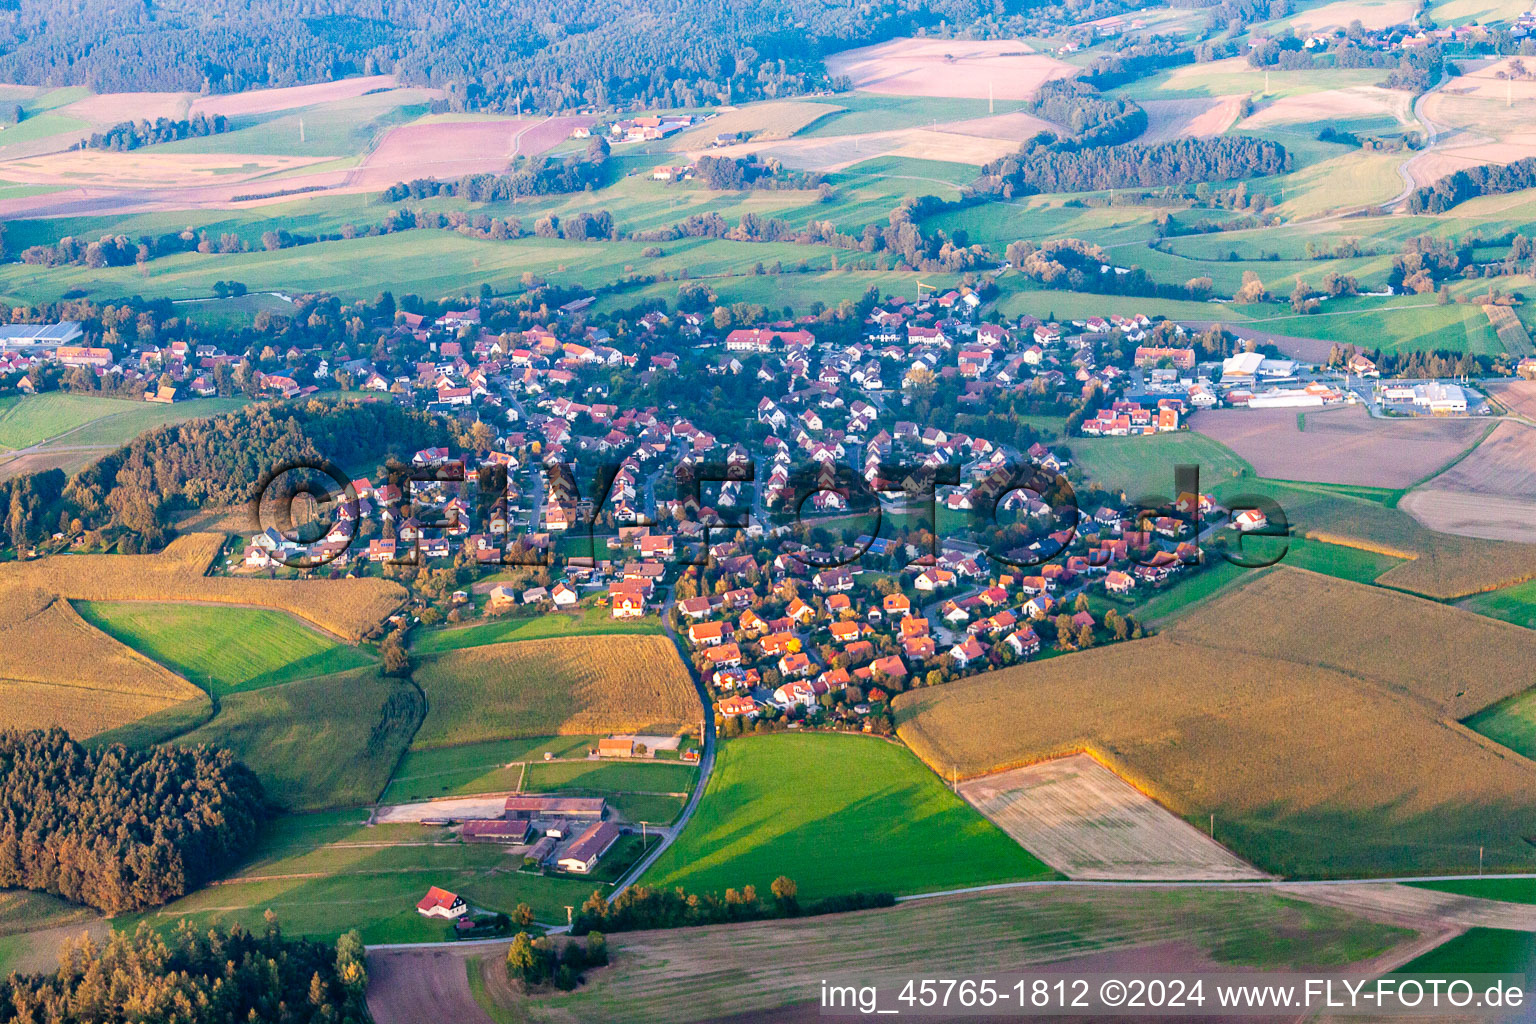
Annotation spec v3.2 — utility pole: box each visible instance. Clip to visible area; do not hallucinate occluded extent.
[989,80,995,115]
[1480,846,1484,875]
[298,117,305,144]
[1210,813,1214,839]
[564,905,574,927]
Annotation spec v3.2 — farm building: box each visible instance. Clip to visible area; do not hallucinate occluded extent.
[504,795,606,821]
[415,886,467,918]
[462,819,532,843]
[557,821,623,874]
[598,737,635,757]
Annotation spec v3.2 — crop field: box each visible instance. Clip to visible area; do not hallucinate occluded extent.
[522,758,695,793]
[0,589,203,736]
[1489,379,1536,419]
[1068,431,1251,500]
[823,38,1076,101]
[667,101,841,149]
[0,533,407,641]
[959,755,1268,880]
[411,605,663,654]
[1399,421,1536,544]
[896,567,1536,878]
[1289,0,1418,30]
[1227,478,1536,597]
[501,887,1413,1023]
[410,634,699,748]
[173,666,421,810]
[380,735,600,802]
[1192,405,1485,489]
[1463,686,1536,762]
[0,392,160,449]
[1459,578,1536,629]
[1110,57,1386,101]
[698,125,1015,171]
[75,600,373,697]
[1484,304,1534,356]
[186,76,415,119]
[1398,928,1536,975]
[641,733,1058,899]
[154,89,436,160]
[1138,96,1244,144]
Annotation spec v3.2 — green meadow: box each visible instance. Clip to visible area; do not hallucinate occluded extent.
[76,601,372,697]
[640,733,1058,900]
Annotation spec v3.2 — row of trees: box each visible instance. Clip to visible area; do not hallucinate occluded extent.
[81,114,229,151]
[383,138,612,202]
[571,877,894,934]
[0,730,265,912]
[0,918,368,1023]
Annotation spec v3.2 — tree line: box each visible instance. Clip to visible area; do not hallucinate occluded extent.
[0,917,368,1023]
[570,876,893,934]
[0,729,264,913]
[382,138,612,202]
[1408,155,1536,213]
[80,114,229,151]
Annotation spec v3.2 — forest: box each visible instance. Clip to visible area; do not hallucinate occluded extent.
[0,919,369,1024]
[0,730,264,913]
[984,134,1290,196]
[0,0,1024,113]
[0,400,450,553]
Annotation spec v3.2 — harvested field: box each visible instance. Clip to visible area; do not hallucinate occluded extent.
[372,794,512,823]
[824,38,1076,101]
[942,108,1063,141]
[668,102,842,150]
[495,887,1414,1023]
[1291,0,1417,30]
[1484,305,1534,356]
[1400,421,1536,543]
[895,567,1536,877]
[0,589,202,736]
[1239,86,1411,128]
[0,150,332,189]
[344,116,533,190]
[1192,404,1485,488]
[1490,379,1536,419]
[411,634,699,748]
[188,76,411,118]
[1138,96,1244,144]
[692,126,1016,171]
[62,91,194,124]
[958,755,1268,880]
[0,534,406,641]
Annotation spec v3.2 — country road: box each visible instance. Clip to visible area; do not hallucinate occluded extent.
[1382,78,1450,212]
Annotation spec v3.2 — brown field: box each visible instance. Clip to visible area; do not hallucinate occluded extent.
[823,38,1076,101]
[1138,96,1244,144]
[411,634,699,748]
[458,887,1415,1023]
[0,150,333,189]
[187,75,415,118]
[1239,86,1411,128]
[0,589,202,736]
[895,567,1536,877]
[958,755,1268,880]
[1193,404,1484,488]
[1290,0,1418,30]
[0,533,406,642]
[344,116,534,190]
[1484,304,1534,356]
[694,126,1015,171]
[1489,379,1536,419]
[667,102,843,151]
[943,108,1063,141]
[1412,83,1536,185]
[61,91,195,124]
[1400,421,1536,543]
